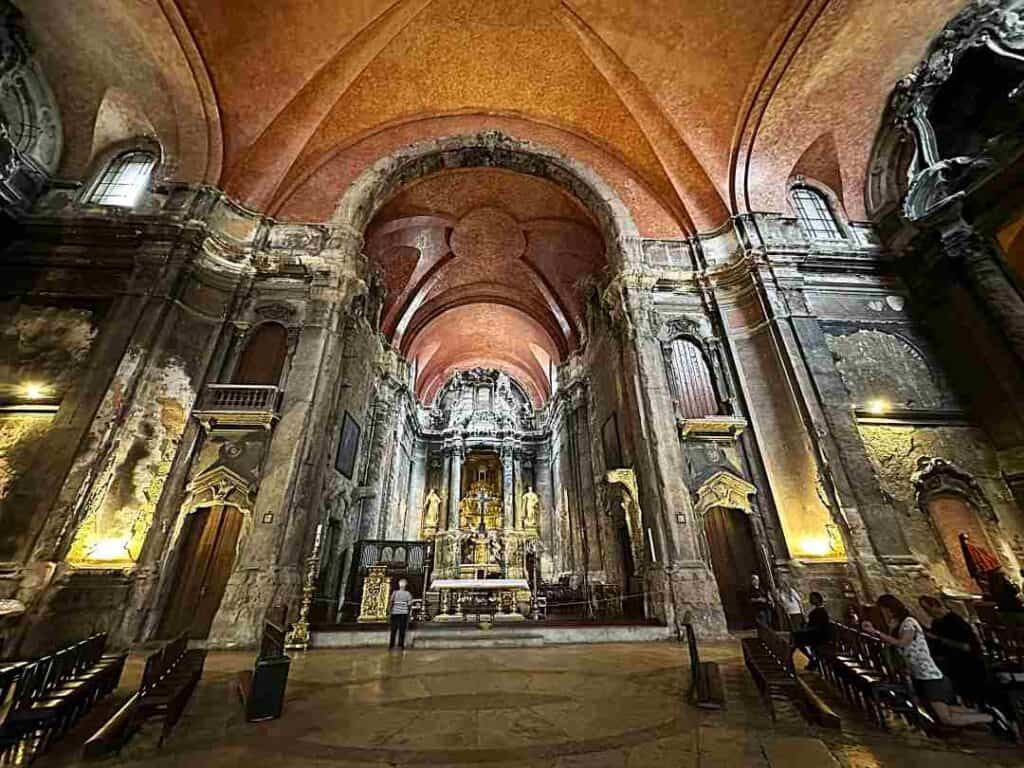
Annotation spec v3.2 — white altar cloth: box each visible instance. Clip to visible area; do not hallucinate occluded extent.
[430,578,529,590]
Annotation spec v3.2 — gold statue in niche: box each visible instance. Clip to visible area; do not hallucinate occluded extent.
[421,487,442,536]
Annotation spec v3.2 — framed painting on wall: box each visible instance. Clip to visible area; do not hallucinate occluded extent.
[602,412,623,469]
[335,411,361,479]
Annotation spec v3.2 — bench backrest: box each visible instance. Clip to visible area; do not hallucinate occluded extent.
[259,622,287,661]
[756,621,794,674]
[684,622,700,678]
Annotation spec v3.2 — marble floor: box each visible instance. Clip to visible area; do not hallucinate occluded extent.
[35,641,1024,768]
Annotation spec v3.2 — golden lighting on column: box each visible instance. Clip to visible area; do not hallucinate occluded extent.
[792,523,845,560]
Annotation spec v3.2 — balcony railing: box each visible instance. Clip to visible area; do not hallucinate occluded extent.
[193,384,281,428]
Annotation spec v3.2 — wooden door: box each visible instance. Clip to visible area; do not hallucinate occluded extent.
[704,507,760,631]
[159,505,244,640]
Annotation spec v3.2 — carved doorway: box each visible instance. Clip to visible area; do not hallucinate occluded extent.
[159,505,244,639]
[704,506,760,631]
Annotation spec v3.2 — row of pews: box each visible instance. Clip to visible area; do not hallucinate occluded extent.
[0,633,127,763]
[741,621,841,728]
[83,633,206,759]
[815,623,930,731]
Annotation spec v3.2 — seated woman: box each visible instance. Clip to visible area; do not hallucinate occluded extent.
[919,595,986,706]
[863,594,993,729]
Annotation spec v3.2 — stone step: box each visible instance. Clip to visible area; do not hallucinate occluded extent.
[412,632,546,649]
[311,623,672,648]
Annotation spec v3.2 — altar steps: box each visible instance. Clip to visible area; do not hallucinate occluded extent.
[412,629,546,650]
[310,622,672,649]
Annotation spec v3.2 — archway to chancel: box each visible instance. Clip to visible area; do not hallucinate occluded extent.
[324,134,662,626]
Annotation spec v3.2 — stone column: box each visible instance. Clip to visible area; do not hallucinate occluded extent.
[501,442,515,529]
[447,444,463,531]
[440,450,452,530]
[407,441,428,539]
[513,452,525,528]
[941,220,1024,365]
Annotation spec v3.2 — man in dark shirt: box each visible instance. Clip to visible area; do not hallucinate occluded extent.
[388,578,414,651]
[919,595,985,704]
[793,592,832,670]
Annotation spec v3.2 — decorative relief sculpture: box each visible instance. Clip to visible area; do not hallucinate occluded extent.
[357,564,391,623]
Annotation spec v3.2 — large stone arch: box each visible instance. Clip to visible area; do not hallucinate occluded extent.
[330,131,642,271]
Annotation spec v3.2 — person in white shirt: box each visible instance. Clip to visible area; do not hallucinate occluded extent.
[387,578,414,650]
[863,593,993,729]
[776,578,804,630]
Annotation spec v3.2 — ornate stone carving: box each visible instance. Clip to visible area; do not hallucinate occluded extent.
[253,302,297,323]
[692,470,757,518]
[0,1,60,216]
[882,0,1024,221]
[911,455,997,522]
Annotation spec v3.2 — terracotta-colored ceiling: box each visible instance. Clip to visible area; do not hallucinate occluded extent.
[25,1,968,224]
[369,168,604,402]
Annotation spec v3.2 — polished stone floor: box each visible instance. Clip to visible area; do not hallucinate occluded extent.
[36,641,1024,767]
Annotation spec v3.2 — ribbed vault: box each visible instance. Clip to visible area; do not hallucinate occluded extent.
[368,167,605,404]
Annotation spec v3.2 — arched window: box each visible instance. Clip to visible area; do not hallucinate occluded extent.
[667,338,720,418]
[791,186,843,241]
[232,323,288,385]
[88,149,157,207]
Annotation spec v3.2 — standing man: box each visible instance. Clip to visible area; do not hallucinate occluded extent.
[388,578,414,651]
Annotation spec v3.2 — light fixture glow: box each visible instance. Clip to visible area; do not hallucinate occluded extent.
[86,536,132,562]
[797,535,834,558]
[865,398,890,415]
[20,382,48,400]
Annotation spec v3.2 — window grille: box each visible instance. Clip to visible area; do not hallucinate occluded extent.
[88,150,156,207]
[668,338,720,418]
[791,186,843,241]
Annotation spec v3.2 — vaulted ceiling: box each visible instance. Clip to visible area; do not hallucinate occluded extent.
[21,0,966,231]
[17,0,969,401]
[367,167,603,403]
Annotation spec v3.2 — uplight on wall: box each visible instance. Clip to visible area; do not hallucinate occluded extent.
[865,398,891,415]
[796,535,834,558]
[85,536,133,563]
[20,381,49,400]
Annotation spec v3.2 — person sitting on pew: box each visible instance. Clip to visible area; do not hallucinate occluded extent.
[792,592,833,670]
[919,595,986,706]
[863,594,993,729]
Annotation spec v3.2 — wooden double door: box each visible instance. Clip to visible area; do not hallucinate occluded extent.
[159,505,244,640]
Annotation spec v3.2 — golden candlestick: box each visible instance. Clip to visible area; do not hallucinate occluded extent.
[285,522,322,651]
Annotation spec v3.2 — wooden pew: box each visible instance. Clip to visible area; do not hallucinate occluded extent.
[681,613,724,709]
[0,634,126,762]
[83,633,205,759]
[742,621,840,728]
[817,622,923,731]
[237,620,290,722]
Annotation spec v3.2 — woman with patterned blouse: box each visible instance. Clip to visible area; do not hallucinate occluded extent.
[862,594,993,729]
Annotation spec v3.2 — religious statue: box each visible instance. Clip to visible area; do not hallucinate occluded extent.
[522,486,540,532]
[421,488,441,535]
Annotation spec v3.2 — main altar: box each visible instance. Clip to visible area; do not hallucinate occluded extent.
[426,476,540,621]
